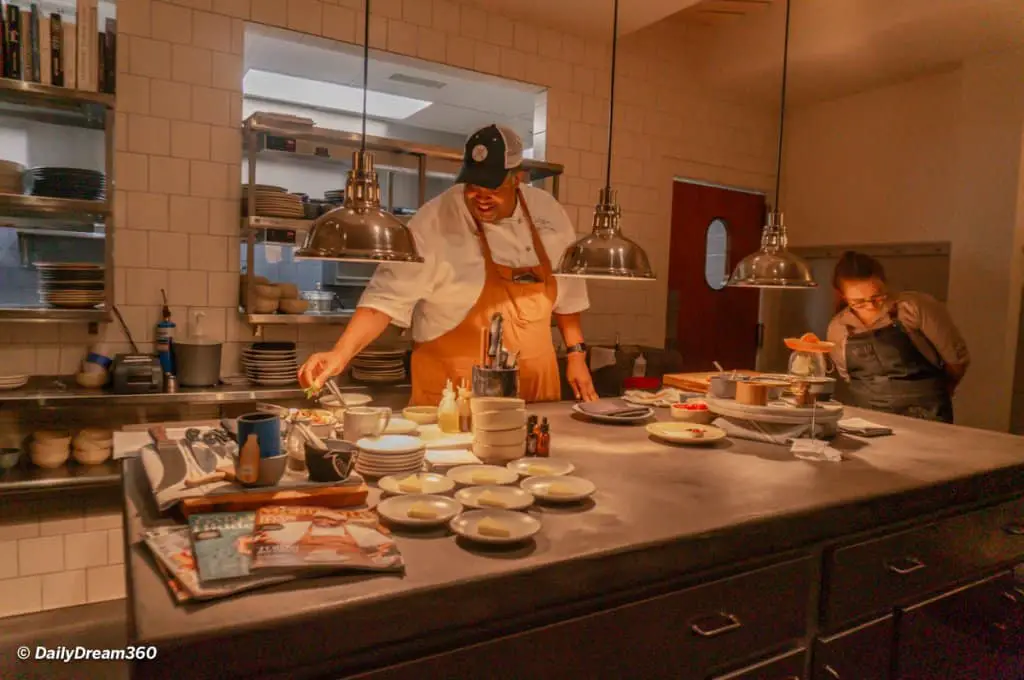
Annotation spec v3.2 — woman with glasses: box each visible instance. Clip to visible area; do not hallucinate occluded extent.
[825,251,969,423]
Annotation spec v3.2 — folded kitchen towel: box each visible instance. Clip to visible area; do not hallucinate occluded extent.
[712,417,836,445]
[578,399,653,418]
[838,418,893,437]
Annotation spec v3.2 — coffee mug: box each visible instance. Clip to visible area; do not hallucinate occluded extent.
[236,412,281,458]
[305,440,357,482]
[343,407,391,442]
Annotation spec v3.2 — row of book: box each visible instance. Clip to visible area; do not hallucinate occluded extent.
[144,506,406,603]
[1,0,115,94]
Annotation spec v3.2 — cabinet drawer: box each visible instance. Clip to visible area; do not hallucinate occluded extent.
[346,556,814,680]
[813,615,894,680]
[823,496,1024,628]
[712,647,807,680]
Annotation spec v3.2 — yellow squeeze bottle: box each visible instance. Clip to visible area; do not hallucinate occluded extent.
[438,379,460,434]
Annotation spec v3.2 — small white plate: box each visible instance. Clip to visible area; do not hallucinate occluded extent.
[377,494,461,527]
[358,452,426,465]
[572,403,655,423]
[646,422,727,445]
[356,464,423,479]
[521,475,596,503]
[449,509,541,544]
[506,458,575,478]
[455,485,534,511]
[357,435,424,456]
[384,418,419,435]
[378,472,455,496]
[446,464,519,487]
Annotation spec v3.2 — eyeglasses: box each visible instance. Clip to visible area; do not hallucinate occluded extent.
[847,294,887,310]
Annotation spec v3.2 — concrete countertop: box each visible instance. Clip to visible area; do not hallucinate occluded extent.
[122,403,1024,679]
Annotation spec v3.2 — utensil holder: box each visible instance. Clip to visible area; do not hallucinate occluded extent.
[472,365,519,398]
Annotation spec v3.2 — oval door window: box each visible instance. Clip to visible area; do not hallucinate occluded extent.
[704,218,730,290]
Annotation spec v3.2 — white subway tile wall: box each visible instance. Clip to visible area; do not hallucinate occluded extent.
[0,0,777,617]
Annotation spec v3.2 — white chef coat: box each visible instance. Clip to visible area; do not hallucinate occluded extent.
[358,184,590,344]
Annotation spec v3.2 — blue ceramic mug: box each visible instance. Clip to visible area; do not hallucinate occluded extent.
[236,413,281,459]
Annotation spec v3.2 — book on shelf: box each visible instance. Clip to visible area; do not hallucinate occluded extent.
[19,8,28,82]
[102,16,113,93]
[29,3,38,82]
[61,17,74,90]
[75,0,96,91]
[49,12,61,86]
[38,10,49,85]
[3,5,20,80]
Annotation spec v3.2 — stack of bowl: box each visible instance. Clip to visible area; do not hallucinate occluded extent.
[354,434,425,478]
[72,429,113,465]
[471,397,528,463]
[30,431,71,469]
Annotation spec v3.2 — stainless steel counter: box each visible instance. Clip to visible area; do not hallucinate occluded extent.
[122,404,1024,679]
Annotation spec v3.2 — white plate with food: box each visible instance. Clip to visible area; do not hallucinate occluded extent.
[455,485,534,511]
[378,472,455,496]
[449,509,541,544]
[645,422,727,445]
[506,458,575,478]
[446,464,519,487]
[521,475,596,503]
[571,403,655,424]
[377,494,462,528]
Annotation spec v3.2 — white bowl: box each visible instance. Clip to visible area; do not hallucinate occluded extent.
[72,445,111,465]
[473,408,527,432]
[473,441,526,464]
[254,284,281,299]
[276,282,299,299]
[277,298,309,314]
[470,397,525,414]
[402,406,438,425]
[30,445,70,469]
[75,428,112,442]
[669,403,714,424]
[35,430,71,442]
[474,426,526,447]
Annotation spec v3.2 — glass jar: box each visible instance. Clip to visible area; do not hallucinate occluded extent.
[788,350,827,378]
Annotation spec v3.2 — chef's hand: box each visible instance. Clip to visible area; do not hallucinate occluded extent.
[566,353,598,401]
[298,350,347,390]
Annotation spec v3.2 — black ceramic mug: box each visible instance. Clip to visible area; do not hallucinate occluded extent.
[305,440,357,482]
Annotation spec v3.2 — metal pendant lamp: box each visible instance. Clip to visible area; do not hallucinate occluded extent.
[295,0,423,264]
[727,0,814,289]
[555,0,654,281]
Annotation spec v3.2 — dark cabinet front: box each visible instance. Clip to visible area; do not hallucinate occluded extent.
[712,647,807,680]
[813,615,894,680]
[894,570,1024,680]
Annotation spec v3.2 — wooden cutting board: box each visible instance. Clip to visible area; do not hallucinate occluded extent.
[662,370,763,393]
[180,482,369,518]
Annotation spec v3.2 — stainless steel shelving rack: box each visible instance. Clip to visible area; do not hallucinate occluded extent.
[240,112,564,331]
[0,77,115,325]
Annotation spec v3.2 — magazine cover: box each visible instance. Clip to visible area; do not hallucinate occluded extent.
[143,526,294,602]
[251,506,404,573]
[188,511,255,582]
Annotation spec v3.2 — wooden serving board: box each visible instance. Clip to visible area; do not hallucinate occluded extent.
[180,482,369,518]
[662,370,763,393]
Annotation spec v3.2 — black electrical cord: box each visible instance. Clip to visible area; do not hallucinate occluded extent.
[773,0,791,209]
[603,0,619,193]
[361,0,371,152]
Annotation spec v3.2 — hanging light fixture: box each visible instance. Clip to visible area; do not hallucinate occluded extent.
[727,0,814,289]
[555,0,654,281]
[295,0,423,264]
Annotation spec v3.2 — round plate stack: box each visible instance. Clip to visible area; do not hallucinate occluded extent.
[0,374,29,391]
[323,189,344,205]
[36,262,105,308]
[354,434,425,478]
[24,167,106,200]
[0,160,24,194]
[242,185,304,219]
[350,346,407,383]
[242,342,298,386]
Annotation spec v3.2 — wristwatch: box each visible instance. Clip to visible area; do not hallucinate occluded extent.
[565,343,587,355]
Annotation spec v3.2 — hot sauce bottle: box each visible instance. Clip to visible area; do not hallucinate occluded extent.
[536,418,550,457]
[525,415,539,456]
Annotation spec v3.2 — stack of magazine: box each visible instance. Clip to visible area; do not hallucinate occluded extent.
[144,506,405,603]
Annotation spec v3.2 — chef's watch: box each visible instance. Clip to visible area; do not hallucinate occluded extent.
[566,343,587,355]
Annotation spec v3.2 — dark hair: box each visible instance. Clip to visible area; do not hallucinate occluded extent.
[833,251,886,312]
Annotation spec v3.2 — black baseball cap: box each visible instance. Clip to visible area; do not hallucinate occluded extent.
[455,124,524,190]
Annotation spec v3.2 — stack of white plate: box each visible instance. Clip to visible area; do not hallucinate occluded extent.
[354,434,425,478]
[0,160,24,194]
[242,342,298,386]
[36,262,105,309]
[0,374,28,391]
[242,185,304,219]
[350,346,407,383]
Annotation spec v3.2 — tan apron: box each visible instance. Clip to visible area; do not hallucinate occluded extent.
[409,189,561,406]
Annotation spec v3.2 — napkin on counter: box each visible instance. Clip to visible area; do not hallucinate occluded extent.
[712,417,836,445]
[623,388,701,407]
[790,438,843,462]
[589,346,617,372]
[838,418,893,437]
[578,399,653,418]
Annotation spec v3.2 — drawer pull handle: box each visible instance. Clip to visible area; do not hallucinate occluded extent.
[824,666,841,679]
[690,612,742,638]
[887,556,926,575]
[1004,521,1024,535]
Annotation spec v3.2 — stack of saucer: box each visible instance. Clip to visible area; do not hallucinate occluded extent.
[242,185,304,219]
[0,374,28,391]
[24,167,106,200]
[472,397,528,463]
[36,262,105,308]
[242,342,298,386]
[0,160,24,194]
[354,434,425,478]
[351,346,407,383]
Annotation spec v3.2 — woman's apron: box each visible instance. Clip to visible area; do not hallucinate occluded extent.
[409,189,561,406]
[845,314,953,423]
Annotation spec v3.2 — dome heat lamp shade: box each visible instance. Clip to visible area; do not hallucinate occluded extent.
[556,188,654,280]
[295,151,423,264]
[726,211,815,289]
